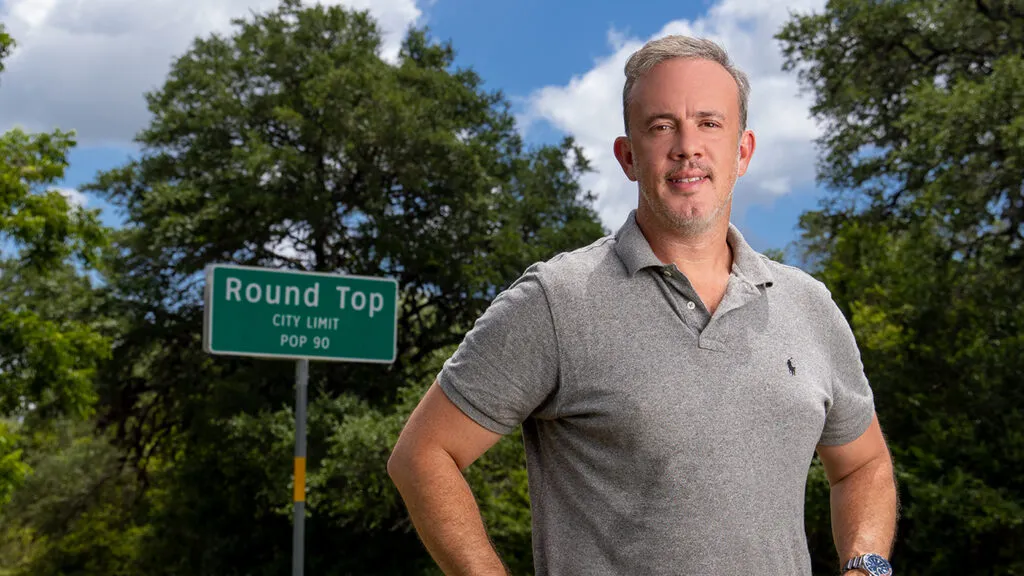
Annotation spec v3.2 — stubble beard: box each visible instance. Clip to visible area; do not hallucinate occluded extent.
[637,166,735,238]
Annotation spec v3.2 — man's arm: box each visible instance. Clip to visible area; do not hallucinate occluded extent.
[816,413,899,574]
[387,380,506,576]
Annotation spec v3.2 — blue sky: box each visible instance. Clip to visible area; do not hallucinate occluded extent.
[1,0,828,258]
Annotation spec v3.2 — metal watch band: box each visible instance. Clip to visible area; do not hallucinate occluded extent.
[843,553,892,576]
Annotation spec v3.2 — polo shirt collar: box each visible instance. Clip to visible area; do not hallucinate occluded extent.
[613,210,774,287]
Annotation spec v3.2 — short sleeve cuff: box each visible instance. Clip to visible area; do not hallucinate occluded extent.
[438,368,518,436]
[818,400,874,446]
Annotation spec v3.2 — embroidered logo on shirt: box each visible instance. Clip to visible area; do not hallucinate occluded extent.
[787,357,797,376]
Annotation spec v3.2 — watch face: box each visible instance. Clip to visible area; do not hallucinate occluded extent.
[864,554,892,575]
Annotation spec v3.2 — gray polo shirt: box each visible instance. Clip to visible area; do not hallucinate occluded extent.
[437,210,874,575]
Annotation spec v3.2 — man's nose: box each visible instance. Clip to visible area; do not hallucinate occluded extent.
[670,123,703,159]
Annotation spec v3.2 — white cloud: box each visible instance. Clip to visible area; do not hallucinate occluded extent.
[522,0,825,232]
[0,0,422,146]
[56,186,87,208]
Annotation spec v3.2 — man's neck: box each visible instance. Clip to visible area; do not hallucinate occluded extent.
[636,212,733,281]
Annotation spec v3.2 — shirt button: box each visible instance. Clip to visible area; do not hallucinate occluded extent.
[663,269,672,278]
[687,301,696,310]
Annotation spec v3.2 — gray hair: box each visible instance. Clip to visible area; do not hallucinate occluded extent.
[622,35,750,135]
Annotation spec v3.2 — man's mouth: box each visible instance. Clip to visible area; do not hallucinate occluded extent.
[668,176,706,184]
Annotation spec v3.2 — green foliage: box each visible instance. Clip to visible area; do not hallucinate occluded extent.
[0,28,113,520]
[0,261,114,418]
[777,0,1024,247]
[466,430,534,575]
[803,457,838,574]
[802,218,1024,573]
[0,126,112,420]
[131,359,532,574]
[0,259,116,517]
[779,0,1024,572]
[761,247,786,263]
[0,24,12,77]
[0,420,149,575]
[0,129,105,268]
[0,422,29,509]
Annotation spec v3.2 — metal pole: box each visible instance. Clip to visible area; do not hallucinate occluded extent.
[293,359,308,576]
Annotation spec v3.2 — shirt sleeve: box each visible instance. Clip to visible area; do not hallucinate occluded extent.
[818,294,876,446]
[436,263,560,435]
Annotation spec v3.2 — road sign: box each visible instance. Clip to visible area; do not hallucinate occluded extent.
[203,263,398,363]
[203,263,399,576]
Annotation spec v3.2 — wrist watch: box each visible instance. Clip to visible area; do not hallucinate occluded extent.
[843,553,893,576]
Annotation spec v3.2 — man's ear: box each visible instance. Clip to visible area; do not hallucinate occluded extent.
[614,136,638,182]
[736,129,756,177]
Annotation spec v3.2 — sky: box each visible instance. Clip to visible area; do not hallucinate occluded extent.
[0,0,830,257]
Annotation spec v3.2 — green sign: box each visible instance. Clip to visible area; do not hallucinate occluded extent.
[203,264,398,363]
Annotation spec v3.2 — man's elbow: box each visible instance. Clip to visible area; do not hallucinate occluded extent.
[387,441,413,486]
[387,436,442,488]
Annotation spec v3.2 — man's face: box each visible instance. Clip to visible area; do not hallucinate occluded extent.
[614,58,755,237]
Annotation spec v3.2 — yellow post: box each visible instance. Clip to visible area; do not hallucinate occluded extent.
[294,457,306,502]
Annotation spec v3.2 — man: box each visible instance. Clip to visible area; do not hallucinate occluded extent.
[388,35,898,575]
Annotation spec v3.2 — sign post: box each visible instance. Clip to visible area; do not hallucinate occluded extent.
[203,264,398,576]
[293,358,308,576]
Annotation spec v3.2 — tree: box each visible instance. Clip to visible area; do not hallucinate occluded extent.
[0,418,150,576]
[0,26,13,76]
[777,1,1024,573]
[84,1,604,572]
[0,24,112,512]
